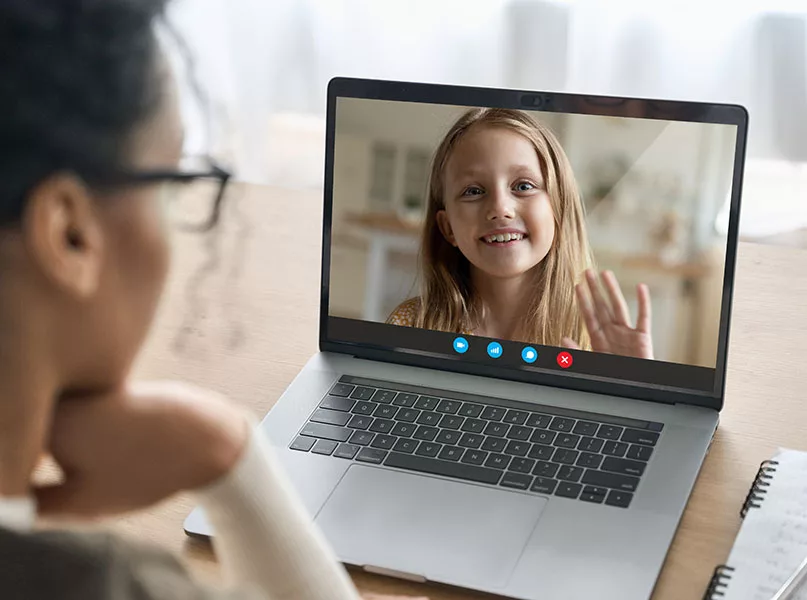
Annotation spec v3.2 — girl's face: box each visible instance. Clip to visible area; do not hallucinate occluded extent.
[437,125,555,281]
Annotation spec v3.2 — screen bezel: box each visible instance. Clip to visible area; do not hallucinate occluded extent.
[319,77,748,411]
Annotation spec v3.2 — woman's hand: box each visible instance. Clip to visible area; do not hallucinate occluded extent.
[562,269,654,360]
[35,381,250,518]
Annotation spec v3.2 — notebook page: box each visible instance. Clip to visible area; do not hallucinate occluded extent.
[723,449,807,600]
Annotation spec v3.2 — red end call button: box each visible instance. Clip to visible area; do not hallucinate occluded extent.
[556,351,573,369]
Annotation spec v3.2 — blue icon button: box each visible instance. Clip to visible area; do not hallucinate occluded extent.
[453,337,469,354]
[521,346,538,364]
[487,342,503,359]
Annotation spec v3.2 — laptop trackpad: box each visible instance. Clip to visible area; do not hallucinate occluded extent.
[315,464,547,588]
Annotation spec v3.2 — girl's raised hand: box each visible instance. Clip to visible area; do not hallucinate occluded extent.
[562,269,654,360]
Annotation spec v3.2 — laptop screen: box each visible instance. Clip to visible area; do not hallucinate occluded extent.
[323,80,746,405]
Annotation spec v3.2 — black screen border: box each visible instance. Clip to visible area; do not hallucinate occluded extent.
[319,77,748,411]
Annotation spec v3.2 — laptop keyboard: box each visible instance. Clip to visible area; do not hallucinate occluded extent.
[289,376,662,509]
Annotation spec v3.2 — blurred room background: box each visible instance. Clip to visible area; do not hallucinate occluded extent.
[328,99,734,367]
[166,0,807,250]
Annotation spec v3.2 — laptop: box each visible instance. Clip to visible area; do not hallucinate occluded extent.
[185,78,748,599]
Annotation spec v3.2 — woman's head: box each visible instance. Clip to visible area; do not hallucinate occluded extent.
[417,107,594,346]
[0,0,179,391]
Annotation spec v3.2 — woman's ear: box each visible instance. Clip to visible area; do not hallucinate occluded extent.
[436,210,457,247]
[22,173,104,299]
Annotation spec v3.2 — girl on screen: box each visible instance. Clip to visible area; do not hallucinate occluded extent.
[387,108,654,360]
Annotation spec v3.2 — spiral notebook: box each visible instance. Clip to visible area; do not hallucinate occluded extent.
[704,448,807,600]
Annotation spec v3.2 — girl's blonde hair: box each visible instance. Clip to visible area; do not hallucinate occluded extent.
[413,107,594,348]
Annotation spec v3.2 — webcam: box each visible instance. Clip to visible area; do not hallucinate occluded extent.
[520,93,551,108]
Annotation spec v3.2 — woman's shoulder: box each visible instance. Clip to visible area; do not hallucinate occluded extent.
[386,297,421,326]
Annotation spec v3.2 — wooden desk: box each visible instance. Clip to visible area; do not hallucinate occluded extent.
[124,183,807,599]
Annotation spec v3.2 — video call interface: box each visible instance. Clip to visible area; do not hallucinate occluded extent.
[326,97,739,395]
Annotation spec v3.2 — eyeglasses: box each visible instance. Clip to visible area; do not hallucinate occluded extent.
[94,155,232,232]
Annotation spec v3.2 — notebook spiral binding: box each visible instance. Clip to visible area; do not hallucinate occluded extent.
[702,460,781,599]
[740,459,779,518]
[703,565,735,600]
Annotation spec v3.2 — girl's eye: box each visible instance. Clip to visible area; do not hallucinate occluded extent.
[514,181,536,192]
[461,186,484,197]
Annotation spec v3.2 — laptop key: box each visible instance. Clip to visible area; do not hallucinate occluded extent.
[526,413,552,428]
[627,444,654,462]
[480,406,506,421]
[552,448,579,464]
[507,426,532,441]
[417,411,442,426]
[349,431,375,446]
[436,430,462,445]
[582,469,640,492]
[528,443,554,461]
[554,433,581,449]
[347,415,373,430]
[459,433,484,449]
[391,422,417,437]
[393,393,418,407]
[530,429,556,444]
[601,457,646,477]
[415,442,442,458]
[531,477,558,495]
[555,482,583,499]
[572,420,600,436]
[557,465,583,483]
[319,396,356,412]
[300,423,351,442]
[504,441,530,457]
[356,448,388,464]
[436,399,462,414]
[485,453,511,469]
[438,445,464,461]
[384,453,503,485]
[371,390,397,404]
[413,426,439,441]
[484,422,510,437]
[577,452,604,469]
[580,486,608,504]
[533,461,560,478]
[351,401,377,416]
[329,383,355,397]
[504,410,528,425]
[393,438,418,454]
[414,396,440,411]
[549,417,575,432]
[500,472,532,490]
[370,435,397,450]
[621,428,660,446]
[395,408,420,423]
[311,440,338,456]
[461,449,488,465]
[439,415,464,430]
[482,437,508,452]
[597,424,624,440]
[310,409,351,427]
[459,403,484,417]
[602,441,628,457]
[461,419,486,434]
[578,436,605,453]
[333,443,359,459]
[605,490,634,508]
[350,386,376,401]
[290,436,316,452]
[374,404,398,419]
[369,418,395,434]
[508,457,536,473]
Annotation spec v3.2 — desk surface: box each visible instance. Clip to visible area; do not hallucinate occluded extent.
[125,183,807,599]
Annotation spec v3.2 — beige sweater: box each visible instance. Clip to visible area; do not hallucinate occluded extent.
[0,429,362,600]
